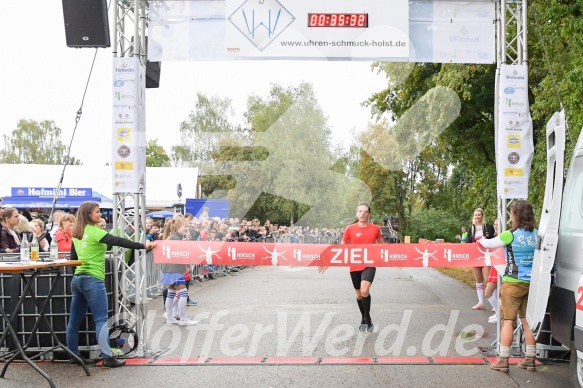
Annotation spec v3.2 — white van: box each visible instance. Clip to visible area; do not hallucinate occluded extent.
[527,110,583,386]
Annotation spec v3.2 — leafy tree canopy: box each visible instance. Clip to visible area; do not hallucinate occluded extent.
[146,139,170,167]
[0,119,81,165]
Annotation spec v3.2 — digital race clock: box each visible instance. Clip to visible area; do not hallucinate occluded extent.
[308,13,368,28]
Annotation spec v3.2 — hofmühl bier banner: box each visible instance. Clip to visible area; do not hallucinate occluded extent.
[496,64,534,199]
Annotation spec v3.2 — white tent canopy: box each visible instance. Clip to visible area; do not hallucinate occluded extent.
[0,164,199,208]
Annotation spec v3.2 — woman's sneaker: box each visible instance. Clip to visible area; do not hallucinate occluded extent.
[179,319,198,326]
[364,317,374,333]
[166,317,180,326]
[163,312,180,320]
[358,317,366,332]
[488,314,497,323]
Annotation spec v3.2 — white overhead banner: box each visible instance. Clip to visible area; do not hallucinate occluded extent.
[496,64,534,199]
[148,0,495,63]
[410,1,495,64]
[112,57,146,194]
[225,0,409,59]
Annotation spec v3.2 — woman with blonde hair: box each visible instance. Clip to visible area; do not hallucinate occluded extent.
[55,214,75,253]
[15,214,30,235]
[467,208,496,310]
[66,202,156,367]
[160,218,198,326]
[30,218,50,252]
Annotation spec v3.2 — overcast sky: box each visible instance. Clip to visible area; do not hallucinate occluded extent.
[0,1,389,167]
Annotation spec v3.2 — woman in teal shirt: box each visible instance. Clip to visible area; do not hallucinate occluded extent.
[478,200,538,372]
[66,202,155,367]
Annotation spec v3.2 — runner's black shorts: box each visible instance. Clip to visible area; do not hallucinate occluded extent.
[350,267,376,289]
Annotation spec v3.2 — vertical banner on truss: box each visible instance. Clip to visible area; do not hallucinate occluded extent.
[112,57,146,194]
[496,64,534,199]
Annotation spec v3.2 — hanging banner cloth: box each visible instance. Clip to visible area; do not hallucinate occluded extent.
[496,64,534,199]
[153,241,505,268]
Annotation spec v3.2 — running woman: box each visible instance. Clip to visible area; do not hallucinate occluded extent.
[319,201,382,332]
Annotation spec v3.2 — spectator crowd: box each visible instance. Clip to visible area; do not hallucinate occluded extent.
[0,198,352,254]
[146,213,344,245]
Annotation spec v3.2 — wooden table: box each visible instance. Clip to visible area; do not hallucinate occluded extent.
[0,260,90,387]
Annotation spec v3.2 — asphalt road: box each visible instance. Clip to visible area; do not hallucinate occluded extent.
[0,266,572,387]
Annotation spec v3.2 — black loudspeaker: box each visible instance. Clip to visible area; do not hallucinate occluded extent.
[146,61,161,88]
[62,0,111,48]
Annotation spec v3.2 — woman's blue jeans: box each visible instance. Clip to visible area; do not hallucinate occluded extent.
[66,274,112,357]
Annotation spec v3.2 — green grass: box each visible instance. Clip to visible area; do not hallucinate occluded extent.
[435,267,476,287]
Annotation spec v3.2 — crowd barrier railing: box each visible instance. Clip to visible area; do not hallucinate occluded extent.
[144,250,163,296]
[232,235,341,244]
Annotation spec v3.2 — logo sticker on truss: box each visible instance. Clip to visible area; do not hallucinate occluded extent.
[228,0,295,52]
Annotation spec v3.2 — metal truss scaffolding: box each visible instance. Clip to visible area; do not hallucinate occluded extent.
[113,0,150,357]
[494,0,528,357]
[496,0,528,219]
[498,0,528,66]
[112,0,534,358]
[495,0,562,358]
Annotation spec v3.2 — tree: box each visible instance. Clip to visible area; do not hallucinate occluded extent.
[356,123,399,221]
[146,139,170,167]
[434,64,498,215]
[240,82,370,226]
[353,1,583,228]
[527,0,583,214]
[405,207,463,243]
[362,56,522,226]
[199,82,371,226]
[0,119,81,164]
[360,64,464,229]
[171,93,243,166]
